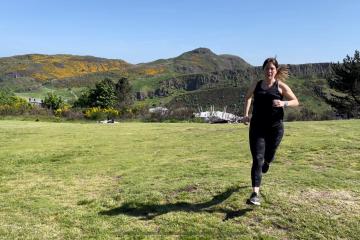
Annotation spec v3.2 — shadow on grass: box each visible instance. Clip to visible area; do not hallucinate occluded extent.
[99,186,253,220]
[223,208,253,221]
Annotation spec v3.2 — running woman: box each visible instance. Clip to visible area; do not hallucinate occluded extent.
[243,57,299,205]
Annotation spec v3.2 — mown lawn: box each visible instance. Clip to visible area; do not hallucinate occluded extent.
[0,120,359,239]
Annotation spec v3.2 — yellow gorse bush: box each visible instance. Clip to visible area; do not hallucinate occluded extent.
[84,107,119,120]
[144,67,164,76]
[103,108,119,116]
[0,97,32,115]
[7,54,130,81]
[54,104,71,117]
[12,97,31,108]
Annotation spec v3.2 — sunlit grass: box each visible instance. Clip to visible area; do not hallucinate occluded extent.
[16,87,85,102]
[0,120,359,239]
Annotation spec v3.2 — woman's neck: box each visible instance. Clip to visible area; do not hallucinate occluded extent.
[264,78,276,85]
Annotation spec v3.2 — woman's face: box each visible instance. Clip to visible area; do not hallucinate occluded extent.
[264,62,277,81]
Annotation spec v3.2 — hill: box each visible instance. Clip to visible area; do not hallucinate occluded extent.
[0,48,335,119]
[0,54,132,91]
[139,47,252,74]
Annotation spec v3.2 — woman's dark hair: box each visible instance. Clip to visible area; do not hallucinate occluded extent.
[262,57,278,69]
[262,57,289,81]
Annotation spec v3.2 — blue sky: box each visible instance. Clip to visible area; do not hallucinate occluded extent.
[0,0,359,65]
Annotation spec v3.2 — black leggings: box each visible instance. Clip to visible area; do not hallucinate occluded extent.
[249,122,284,187]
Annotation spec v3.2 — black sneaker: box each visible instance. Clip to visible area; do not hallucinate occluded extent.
[262,161,270,173]
[248,192,260,205]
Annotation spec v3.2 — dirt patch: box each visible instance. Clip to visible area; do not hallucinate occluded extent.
[168,184,200,198]
[176,184,199,193]
[281,189,360,216]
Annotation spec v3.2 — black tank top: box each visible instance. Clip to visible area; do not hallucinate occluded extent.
[251,80,284,125]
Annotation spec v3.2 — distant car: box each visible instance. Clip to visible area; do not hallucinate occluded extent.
[149,107,168,116]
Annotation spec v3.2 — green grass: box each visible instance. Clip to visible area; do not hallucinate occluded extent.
[15,87,86,103]
[131,73,179,92]
[0,120,359,239]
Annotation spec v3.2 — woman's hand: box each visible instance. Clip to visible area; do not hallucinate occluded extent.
[242,115,250,125]
[272,99,285,108]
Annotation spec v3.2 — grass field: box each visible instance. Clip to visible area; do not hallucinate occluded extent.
[0,120,359,239]
[16,87,85,103]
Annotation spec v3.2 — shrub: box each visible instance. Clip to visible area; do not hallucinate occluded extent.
[54,104,70,117]
[0,96,33,115]
[54,105,84,120]
[84,107,119,120]
[43,92,64,111]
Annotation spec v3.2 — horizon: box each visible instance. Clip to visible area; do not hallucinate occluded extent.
[1,0,359,65]
[0,47,337,66]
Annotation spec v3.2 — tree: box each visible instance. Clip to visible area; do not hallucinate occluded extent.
[88,78,116,108]
[115,77,133,108]
[73,89,91,108]
[0,88,15,105]
[73,77,133,109]
[43,92,64,111]
[325,50,360,118]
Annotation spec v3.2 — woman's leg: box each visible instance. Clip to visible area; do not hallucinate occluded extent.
[264,123,284,167]
[249,126,265,191]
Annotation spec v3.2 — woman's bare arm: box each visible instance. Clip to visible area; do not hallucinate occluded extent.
[243,81,257,124]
